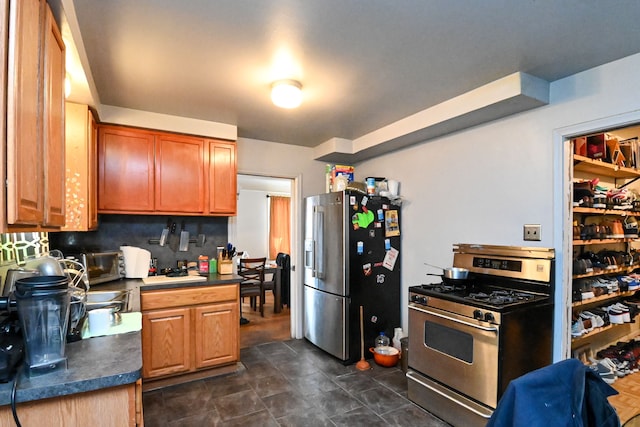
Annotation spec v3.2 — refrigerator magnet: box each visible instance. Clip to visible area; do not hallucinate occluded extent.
[350,195,356,205]
[362,196,368,206]
[357,241,364,254]
[362,263,372,276]
[385,210,400,237]
[385,238,391,251]
[377,209,384,221]
[382,247,399,271]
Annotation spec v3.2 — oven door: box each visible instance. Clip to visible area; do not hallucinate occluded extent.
[408,303,500,408]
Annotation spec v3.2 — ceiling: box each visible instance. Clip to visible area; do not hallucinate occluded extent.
[59,0,640,149]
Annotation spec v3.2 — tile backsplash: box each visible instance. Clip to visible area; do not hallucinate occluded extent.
[0,232,50,266]
[49,214,228,272]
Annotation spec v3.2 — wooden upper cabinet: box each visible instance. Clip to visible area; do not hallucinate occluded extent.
[4,0,65,230]
[97,125,237,216]
[6,0,44,226]
[42,4,65,227]
[155,134,205,213]
[98,126,155,212]
[208,139,237,215]
[63,103,98,231]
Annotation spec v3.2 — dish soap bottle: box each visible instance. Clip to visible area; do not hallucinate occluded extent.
[375,331,390,348]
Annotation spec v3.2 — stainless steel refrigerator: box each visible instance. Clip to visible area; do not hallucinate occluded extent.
[304,190,401,364]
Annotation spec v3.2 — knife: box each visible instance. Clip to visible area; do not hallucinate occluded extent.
[159,218,171,247]
[179,221,190,252]
[168,221,179,252]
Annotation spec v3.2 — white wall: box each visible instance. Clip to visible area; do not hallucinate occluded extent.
[235,190,269,258]
[355,52,640,358]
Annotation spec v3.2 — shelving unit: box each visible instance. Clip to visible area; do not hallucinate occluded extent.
[571,137,640,357]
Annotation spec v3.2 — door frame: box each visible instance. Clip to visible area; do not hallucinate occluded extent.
[553,109,640,361]
[229,172,303,339]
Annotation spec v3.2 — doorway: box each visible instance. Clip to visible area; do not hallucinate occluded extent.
[228,174,297,348]
[554,112,640,362]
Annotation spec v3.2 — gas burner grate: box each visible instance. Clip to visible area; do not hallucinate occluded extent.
[419,283,465,293]
[466,290,535,306]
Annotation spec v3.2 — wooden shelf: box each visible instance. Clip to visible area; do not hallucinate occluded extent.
[572,290,636,308]
[573,238,633,246]
[573,266,637,279]
[574,154,640,179]
[574,207,637,216]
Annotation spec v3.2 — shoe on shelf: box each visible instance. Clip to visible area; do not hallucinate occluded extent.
[607,305,626,324]
[611,303,631,322]
[580,311,605,328]
[588,359,616,384]
[571,318,586,337]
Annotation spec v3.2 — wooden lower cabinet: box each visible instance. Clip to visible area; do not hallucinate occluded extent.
[141,284,239,381]
[142,307,191,378]
[0,379,143,426]
[194,302,238,368]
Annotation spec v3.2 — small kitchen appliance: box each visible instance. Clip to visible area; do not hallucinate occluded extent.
[14,276,71,376]
[407,244,555,427]
[74,251,124,285]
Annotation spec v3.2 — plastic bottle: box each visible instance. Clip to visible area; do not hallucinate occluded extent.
[375,331,390,348]
[392,327,403,351]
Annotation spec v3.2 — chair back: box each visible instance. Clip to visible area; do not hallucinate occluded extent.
[238,257,266,284]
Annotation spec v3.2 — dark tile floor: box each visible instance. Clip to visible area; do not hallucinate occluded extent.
[143,339,451,426]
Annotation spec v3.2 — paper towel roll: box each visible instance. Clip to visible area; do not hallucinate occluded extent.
[120,246,151,278]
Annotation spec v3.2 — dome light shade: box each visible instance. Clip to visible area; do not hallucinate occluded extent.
[271,79,302,108]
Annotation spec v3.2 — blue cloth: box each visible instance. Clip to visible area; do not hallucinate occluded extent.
[487,358,620,427]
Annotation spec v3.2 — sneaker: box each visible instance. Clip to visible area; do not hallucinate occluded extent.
[625,216,639,238]
[611,303,631,322]
[580,311,605,328]
[607,305,626,324]
[571,318,586,337]
[593,192,607,209]
[588,360,616,384]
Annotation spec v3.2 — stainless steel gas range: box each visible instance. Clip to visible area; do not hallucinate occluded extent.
[407,244,555,427]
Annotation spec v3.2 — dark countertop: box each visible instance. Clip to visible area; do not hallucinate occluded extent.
[0,273,241,406]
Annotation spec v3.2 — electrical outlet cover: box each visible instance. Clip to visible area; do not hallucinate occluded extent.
[524,224,541,241]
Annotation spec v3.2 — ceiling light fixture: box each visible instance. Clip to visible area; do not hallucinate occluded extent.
[271,79,303,109]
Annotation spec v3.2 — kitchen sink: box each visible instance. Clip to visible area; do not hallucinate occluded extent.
[85,289,131,312]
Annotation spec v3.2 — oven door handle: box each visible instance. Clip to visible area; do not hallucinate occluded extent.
[409,305,499,332]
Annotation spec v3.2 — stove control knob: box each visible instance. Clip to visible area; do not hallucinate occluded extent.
[473,309,483,320]
[484,312,495,323]
[410,295,427,305]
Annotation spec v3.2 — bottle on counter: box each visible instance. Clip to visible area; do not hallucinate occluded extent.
[392,327,403,351]
[375,331,390,348]
[198,255,209,274]
[209,257,217,274]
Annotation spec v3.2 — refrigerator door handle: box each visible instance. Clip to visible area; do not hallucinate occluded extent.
[314,209,325,279]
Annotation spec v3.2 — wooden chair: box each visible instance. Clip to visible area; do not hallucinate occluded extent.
[238,257,266,322]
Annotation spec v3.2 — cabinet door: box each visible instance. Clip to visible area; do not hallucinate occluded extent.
[142,308,191,379]
[98,126,155,212]
[88,109,99,229]
[155,134,205,213]
[63,103,94,231]
[5,0,44,225]
[41,4,65,227]
[193,302,239,369]
[208,139,237,215]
